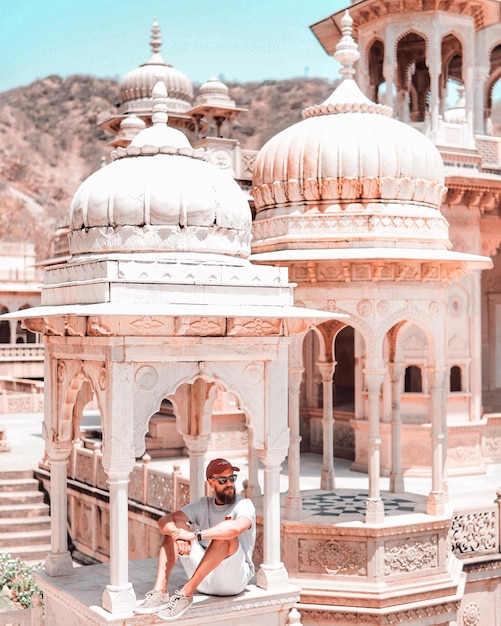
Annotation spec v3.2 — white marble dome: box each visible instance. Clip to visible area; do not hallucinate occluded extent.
[69,82,251,258]
[251,11,449,253]
[118,20,193,116]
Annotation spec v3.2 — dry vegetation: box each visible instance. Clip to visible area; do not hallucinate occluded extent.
[2,73,499,262]
[0,74,335,260]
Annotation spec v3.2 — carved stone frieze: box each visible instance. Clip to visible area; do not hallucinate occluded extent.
[128,316,165,333]
[384,535,438,575]
[450,510,497,555]
[227,317,281,336]
[175,316,225,336]
[301,598,461,624]
[298,538,367,576]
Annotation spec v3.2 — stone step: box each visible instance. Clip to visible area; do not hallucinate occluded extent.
[0,515,51,532]
[0,528,51,548]
[4,543,50,564]
[0,477,41,493]
[0,502,50,518]
[0,470,34,480]
[0,490,45,506]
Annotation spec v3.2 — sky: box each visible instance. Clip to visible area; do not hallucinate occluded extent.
[0,0,349,93]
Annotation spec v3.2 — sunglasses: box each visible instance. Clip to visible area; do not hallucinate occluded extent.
[210,474,237,485]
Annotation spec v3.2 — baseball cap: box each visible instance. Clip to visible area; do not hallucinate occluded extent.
[206,458,240,479]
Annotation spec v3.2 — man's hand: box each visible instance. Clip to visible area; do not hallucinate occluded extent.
[175,539,192,555]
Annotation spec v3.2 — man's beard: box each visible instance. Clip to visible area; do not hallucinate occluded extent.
[217,488,236,505]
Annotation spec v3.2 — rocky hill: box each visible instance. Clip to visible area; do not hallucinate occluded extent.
[0,75,335,261]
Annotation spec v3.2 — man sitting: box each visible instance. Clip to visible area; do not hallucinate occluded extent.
[134,457,256,621]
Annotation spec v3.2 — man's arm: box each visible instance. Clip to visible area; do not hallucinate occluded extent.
[158,510,191,535]
[171,515,251,543]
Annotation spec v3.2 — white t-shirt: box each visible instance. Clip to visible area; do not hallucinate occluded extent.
[182,495,256,577]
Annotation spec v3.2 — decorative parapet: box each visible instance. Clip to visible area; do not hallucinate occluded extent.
[450,506,499,558]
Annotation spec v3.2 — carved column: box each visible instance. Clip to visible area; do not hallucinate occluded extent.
[44,445,74,577]
[473,66,489,135]
[256,344,290,589]
[389,361,405,493]
[285,361,305,521]
[246,445,262,500]
[256,451,289,589]
[318,361,336,491]
[364,369,385,524]
[427,366,447,516]
[184,434,210,501]
[428,60,441,141]
[102,464,136,613]
[101,361,137,614]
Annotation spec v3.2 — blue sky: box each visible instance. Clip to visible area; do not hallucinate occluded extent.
[0,0,348,93]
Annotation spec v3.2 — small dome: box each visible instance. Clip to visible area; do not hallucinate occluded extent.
[196,77,234,107]
[118,20,193,116]
[251,11,448,252]
[444,86,466,124]
[69,83,251,258]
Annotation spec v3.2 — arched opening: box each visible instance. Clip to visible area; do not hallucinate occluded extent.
[0,307,10,344]
[367,38,385,103]
[404,365,423,392]
[396,32,428,122]
[450,365,462,392]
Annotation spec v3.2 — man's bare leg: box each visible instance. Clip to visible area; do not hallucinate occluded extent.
[153,513,192,592]
[179,537,239,597]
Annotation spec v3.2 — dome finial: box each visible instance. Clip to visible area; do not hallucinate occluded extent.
[334,10,360,80]
[151,80,169,125]
[150,18,162,55]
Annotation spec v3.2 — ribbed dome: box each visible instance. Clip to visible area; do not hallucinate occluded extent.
[69,82,251,258]
[251,11,448,253]
[196,77,233,106]
[118,20,193,116]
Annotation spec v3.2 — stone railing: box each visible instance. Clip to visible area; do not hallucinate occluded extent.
[450,497,501,559]
[0,346,44,362]
[67,440,194,513]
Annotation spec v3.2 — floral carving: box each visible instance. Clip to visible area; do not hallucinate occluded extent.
[462,602,481,626]
[450,511,497,555]
[134,365,159,392]
[384,535,438,575]
[299,539,366,576]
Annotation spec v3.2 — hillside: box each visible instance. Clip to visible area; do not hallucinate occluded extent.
[0,75,335,261]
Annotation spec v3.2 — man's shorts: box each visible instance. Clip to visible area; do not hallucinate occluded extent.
[179,540,251,596]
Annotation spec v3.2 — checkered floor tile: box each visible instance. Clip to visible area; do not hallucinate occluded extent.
[301,492,416,518]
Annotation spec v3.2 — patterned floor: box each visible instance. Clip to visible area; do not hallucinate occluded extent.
[301,491,417,518]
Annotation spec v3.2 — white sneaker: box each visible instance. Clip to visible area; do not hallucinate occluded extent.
[158,590,193,621]
[133,589,170,614]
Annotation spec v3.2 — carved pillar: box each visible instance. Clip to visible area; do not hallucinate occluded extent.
[256,451,289,589]
[389,361,405,493]
[364,369,385,524]
[246,445,262,499]
[427,366,447,516]
[474,67,489,135]
[9,320,17,344]
[256,344,290,589]
[102,465,136,613]
[184,434,210,501]
[101,361,136,614]
[284,362,305,521]
[428,60,441,141]
[382,62,395,109]
[44,445,74,577]
[318,361,336,491]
